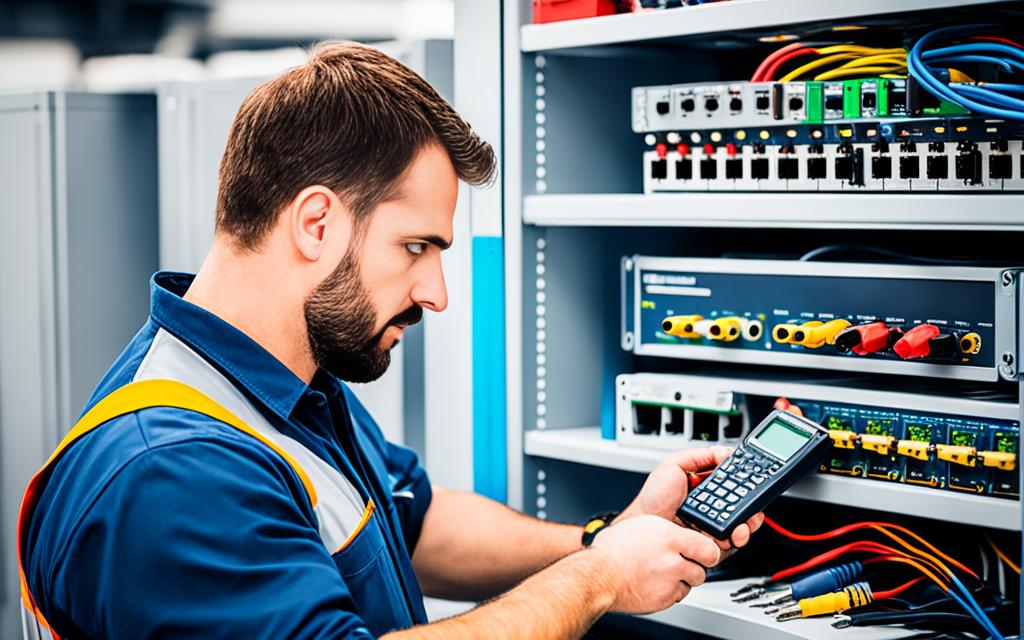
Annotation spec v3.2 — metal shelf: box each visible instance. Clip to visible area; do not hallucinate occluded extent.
[520,0,1009,52]
[524,427,1022,530]
[644,577,914,640]
[524,193,1024,230]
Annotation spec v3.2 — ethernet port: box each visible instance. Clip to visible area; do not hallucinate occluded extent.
[871,156,892,180]
[680,97,696,113]
[788,96,804,111]
[900,156,920,179]
[700,158,717,179]
[656,101,670,115]
[751,157,770,180]
[675,159,693,180]
[704,96,720,112]
[926,155,948,180]
[729,97,743,112]
[725,158,743,179]
[955,145,982,185]
[778,157,798,180]
[723,413,743,440]
[633,403,662,435]
[990,154,1012,180]
[692,410,719,442]
[754,92,770,113]
[665,408,687,435]
[651,159,668,180]
[824,94,843,113]
[861,92,876,110]
[807,157,827,179]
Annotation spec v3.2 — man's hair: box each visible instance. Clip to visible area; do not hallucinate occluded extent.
[215,41,496,248]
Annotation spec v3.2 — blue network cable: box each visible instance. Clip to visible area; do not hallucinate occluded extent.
[907,24,1024,119]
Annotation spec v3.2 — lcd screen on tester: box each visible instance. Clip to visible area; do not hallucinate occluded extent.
[752,420,812,460]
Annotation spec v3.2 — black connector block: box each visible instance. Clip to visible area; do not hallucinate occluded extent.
[871,156,892,180]
[651,159,668,180]
[751,157,770,180]
[955,143,982,185]
[899,156,920,180]
[675,159,693,180]
[807,157,827,180]
[700,158,717,180]
[725,158,743,180]
[990,155,1012,180]
[835,145,864,186]
[926,155,948,180]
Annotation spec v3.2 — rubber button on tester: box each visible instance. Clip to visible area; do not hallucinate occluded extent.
[697,504,710,513]
[708,509,719,519]
[723,480,738,490]
[713,499,727,510]
[726,494,739,503]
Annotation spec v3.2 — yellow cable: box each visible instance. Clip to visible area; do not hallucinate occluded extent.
[779,53,859,82]
[985,534,1022,575]
[834,54,906,69]
[814,66,908,81]
[817,45,905,55]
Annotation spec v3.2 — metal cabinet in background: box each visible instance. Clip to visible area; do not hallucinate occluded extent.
[155,40,460,483]
[0,91,159,639]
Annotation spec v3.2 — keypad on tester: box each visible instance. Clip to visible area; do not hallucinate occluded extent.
[683,447,781,524]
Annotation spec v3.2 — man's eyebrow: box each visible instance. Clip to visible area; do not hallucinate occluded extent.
[421,235,452,250]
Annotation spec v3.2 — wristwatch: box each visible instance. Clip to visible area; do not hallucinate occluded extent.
[581,510,620,547]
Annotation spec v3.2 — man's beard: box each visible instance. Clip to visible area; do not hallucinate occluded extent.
[304,254,422,383]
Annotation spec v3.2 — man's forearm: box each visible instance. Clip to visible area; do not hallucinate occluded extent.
[386,548,614,640]
[412,488,582,600]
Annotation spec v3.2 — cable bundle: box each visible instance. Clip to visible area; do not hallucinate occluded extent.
[751,43,908,82]
[908,24,1024,119]
[742,516,1013,638]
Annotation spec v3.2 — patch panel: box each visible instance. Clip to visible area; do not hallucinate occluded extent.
[614,375,749,450]
[621,256,1020,382]
[632,79,966,133]
[613,373,1020,501]
[790,398,1020,499]
[641,118,1024,192]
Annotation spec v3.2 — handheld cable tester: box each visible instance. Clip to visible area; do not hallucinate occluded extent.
[677,409,832,540]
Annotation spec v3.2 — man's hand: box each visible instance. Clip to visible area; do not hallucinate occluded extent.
[618,446,764,550]
[589,514,721,614]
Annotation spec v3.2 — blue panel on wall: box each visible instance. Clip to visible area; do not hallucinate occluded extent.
[472,236,507,502]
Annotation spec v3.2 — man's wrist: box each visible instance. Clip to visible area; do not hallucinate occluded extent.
[580,511,620,548]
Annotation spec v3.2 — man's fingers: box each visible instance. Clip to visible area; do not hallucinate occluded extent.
[673,528,722,567]
[747,512,765,534]
[729,523,751,548]
[677,557,708,588]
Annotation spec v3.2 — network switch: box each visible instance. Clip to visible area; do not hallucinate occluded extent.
[621,257,1020,382]
[641,118,1024,192]
[633,79,964,133]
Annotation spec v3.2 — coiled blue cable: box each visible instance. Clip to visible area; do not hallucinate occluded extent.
[907,24,1024,120]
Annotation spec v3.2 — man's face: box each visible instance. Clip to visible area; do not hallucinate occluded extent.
[304,144,457,382]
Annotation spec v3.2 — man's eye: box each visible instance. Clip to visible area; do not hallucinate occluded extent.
[405,242,427,256]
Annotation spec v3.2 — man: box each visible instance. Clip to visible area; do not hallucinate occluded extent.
[19,42,763,639]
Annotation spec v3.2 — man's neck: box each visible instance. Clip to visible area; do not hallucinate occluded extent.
[184,240,318,384]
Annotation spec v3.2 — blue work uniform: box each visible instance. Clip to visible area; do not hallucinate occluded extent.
[21,272,432,639]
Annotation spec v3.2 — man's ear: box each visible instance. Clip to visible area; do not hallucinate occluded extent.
[289,186,351,262]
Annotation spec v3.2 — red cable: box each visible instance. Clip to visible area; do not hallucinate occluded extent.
[762,516,977,579]
[874,576,927,600]
[971,36,1024,49]
[761,47,818,81]
[751,42,808,81]
[771,540,899,582]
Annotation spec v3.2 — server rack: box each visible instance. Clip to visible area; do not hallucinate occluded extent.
[454,1,1024,637]
[0,91,158,639]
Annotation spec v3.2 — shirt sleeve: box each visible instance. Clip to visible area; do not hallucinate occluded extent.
[43,431,376,640]
[343,386,432,553]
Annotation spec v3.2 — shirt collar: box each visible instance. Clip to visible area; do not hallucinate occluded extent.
[149,271,310,420]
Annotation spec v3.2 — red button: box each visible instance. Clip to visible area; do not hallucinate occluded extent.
[703,143,715,156]
[655,143,668,158]
[676,143,690,156]
[725,143,738,157]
